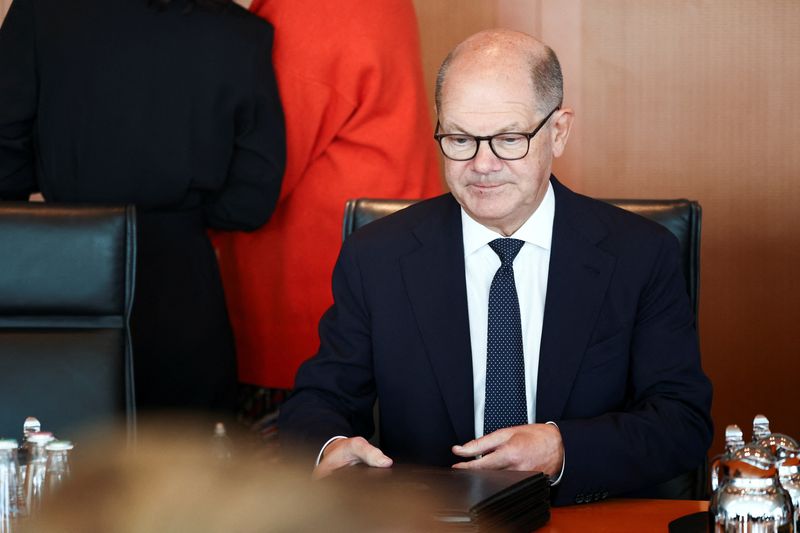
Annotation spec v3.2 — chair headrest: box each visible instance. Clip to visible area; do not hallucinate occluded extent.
[0,203,134,317]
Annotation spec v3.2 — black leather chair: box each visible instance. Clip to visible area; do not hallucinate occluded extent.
[0,202,137,441]
[342,196,705,499]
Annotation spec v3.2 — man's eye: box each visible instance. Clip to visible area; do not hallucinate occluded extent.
[495,135,524,145]
[449,136,472,146]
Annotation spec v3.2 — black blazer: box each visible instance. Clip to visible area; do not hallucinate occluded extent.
[280,178,713,506]
[0,0,285,230]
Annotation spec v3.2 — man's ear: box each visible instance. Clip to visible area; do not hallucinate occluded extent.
[551,108,574,158]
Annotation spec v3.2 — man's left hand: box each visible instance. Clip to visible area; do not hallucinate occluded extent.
[451,423,564,477]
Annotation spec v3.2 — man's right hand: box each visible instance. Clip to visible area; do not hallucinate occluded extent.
[312,436,393,480]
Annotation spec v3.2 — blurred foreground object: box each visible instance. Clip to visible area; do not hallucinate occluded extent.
[209,421,233,461]
[0,439,21,533]
[333,464,550,531]
[22,421,445,533]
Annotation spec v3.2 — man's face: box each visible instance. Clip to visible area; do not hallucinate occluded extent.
[438,62,558,236]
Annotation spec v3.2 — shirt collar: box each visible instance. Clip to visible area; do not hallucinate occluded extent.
[462,180,555,257]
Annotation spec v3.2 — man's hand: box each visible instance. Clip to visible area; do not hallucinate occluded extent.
[312,436,393,480]
[451,423,563,477]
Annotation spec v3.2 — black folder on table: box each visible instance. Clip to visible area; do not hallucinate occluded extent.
[335,464,550,532]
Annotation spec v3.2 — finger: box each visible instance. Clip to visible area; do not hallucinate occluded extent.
[451,444,482,458]
[320,437,392,470]
[452,448,512,471]
[351,437,393,468]
[312,437,380,480]
[452,429,510,457]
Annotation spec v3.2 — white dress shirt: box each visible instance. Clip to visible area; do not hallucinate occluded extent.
[462,181,554,437]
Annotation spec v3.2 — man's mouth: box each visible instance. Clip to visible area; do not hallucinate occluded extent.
[469,182,505,191]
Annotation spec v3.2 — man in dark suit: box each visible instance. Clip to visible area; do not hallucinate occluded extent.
[279,29,712,506]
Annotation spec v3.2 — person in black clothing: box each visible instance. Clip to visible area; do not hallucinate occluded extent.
[0,0,286,412]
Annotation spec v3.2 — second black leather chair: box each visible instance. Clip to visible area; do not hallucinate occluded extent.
[0,202,137,440]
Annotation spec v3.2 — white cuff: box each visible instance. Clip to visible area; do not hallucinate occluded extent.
[545,421,565,486]
[315,435,348,466]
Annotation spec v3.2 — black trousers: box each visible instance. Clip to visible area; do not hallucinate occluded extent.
[130,209,238,413]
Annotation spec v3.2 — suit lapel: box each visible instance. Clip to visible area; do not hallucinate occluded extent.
[536,179,616,422]
[400,196,475,444]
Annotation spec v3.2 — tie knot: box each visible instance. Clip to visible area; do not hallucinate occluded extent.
[489,238,524,266]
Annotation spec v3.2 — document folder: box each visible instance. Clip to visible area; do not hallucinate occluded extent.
[334,464,550,532]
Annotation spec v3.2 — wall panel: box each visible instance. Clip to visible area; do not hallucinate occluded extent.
[576,1,800,454]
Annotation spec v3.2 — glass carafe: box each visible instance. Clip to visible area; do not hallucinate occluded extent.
[710,443,794,532]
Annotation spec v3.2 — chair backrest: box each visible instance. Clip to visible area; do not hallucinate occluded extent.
[0,202,137,441]
[343,197,702,315]
[601,199,701,317]
[342,196,705,499]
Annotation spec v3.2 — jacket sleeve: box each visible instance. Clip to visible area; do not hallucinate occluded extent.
[0,0,38,200]
[203,24,285,231]
[551,231,713,506]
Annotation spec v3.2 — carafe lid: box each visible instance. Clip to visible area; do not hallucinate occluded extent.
[45,440,74,452]
[724,425,745,451]
[752,414,770,441]
[23,416,41,437]
[726,444,779,479]
[27,431,55,445]
[757,433,799,460]
[0,439,18,450]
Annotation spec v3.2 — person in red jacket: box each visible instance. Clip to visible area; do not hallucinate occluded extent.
[214,0,442,392]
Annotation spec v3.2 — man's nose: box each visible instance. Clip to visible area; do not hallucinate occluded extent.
[471,140,503,174]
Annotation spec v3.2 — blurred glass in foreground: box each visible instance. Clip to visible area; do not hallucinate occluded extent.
[20,417,447,533]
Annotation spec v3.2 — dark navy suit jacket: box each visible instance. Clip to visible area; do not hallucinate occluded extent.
[279,177,713,506]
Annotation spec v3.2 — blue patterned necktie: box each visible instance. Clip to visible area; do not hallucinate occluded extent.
[484,238,527,435]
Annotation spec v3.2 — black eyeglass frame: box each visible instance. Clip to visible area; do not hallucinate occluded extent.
[433,105,561,161]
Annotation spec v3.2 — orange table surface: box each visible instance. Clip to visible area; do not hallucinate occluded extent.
[541,498,709,533]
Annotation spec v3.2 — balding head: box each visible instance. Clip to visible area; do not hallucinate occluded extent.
[435,29,563,116]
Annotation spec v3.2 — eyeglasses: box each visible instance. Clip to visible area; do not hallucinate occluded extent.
[433,106,560,161]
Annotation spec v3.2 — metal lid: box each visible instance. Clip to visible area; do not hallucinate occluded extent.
[0,439,19,450]
[724,425,745,450]
[23,417,41,437]
[752,414,771,441]
[731,444,776,472]
[45,440,74,452]
[757,433,799,460]
[27,431,55,445]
